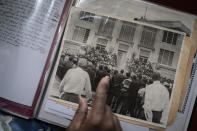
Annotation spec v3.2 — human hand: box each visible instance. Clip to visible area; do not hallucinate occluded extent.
[67,76,122,131]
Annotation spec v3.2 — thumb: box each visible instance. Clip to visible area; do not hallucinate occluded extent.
[68,97,88,131]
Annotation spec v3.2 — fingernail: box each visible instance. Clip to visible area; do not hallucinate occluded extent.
[105,76,109,78]
[101,76,110,87]
[79,97,87,111]
[104,76,110,81]
[78,96,82,105]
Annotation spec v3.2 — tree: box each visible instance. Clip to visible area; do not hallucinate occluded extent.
[126,56,154,80]
[80,45,117,67]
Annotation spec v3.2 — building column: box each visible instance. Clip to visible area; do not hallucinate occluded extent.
[149,29,163,63]
[131,25,143,57]
[106,20,122,53]
[121,45,133,71]
[91,18,102,47]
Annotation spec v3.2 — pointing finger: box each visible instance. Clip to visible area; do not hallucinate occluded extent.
[90,76,109,122]
[68,97,88,130]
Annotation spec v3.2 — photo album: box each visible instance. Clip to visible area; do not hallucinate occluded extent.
[45,0,196,129]
[0,0,196,130]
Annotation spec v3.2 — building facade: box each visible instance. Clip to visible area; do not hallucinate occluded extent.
[63,10,184,80]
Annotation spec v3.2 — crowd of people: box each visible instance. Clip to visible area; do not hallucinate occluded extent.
[56,54,173,124]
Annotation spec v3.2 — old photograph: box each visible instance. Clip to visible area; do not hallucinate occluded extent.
[49,7,186,127]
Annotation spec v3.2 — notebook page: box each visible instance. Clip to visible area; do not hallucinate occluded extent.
[0,0,66,106]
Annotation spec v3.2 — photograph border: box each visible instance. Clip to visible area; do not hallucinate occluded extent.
[178,21,197,110]
[48,7,188,129]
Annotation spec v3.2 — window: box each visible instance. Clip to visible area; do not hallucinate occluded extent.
[162,31,178,45]
[117,43,129,66]
[158,49,174,66]
[72,26,90,43]
[139,56,148,63]
[117,50,126,66]
[96,38,108,49]
[119,22,136,43]
[98,17,115,37]
[118,43,129,52]
[79,11,95,22]
[139,49,151,62]
[140,26,157,49]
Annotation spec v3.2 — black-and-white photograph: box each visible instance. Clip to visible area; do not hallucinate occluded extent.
[49,7,187,127]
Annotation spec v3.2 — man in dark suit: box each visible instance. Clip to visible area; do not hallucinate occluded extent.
[127,76,141,117]
[95,65,107,88]
[83,63,97,92]
[112,69,125,87]
[110,70,126,113]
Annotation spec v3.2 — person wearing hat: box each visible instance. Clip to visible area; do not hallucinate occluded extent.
[143,72,170,124]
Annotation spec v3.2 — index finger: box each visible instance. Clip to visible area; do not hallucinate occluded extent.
[91,76,109,118]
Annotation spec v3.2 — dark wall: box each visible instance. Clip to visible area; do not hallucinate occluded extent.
[144,0,197,15]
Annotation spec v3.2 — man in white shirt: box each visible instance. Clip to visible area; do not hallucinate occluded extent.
[143,72,170,124]
[59,59,92,103]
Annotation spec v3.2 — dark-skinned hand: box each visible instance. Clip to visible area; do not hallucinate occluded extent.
[67,76,122,131]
